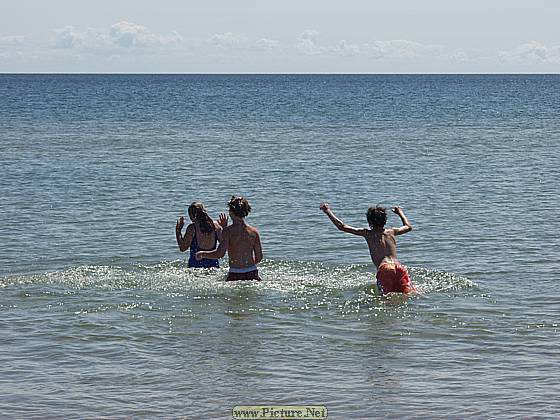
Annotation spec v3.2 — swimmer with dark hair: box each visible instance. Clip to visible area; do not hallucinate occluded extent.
[176,201,227,268]
[320,202,416,295]
[197,196,263,281]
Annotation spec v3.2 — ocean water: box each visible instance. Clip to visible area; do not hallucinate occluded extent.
[0,74,559,418]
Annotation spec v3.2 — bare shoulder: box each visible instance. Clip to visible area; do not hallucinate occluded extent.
[363,229,380,244]
[362,228,373,236]
[222,225,234,236]
[246,224,260,236]
[183,223,195,240]
[384,229,399,241]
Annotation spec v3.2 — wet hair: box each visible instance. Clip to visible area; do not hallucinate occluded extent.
[228,196,251,218]
[366,206,387,228]
[188,202,215,234]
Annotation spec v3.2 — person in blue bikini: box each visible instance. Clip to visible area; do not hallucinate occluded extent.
[176,202,227,268]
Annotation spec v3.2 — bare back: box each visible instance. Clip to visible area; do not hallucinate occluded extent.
[222,222,262,269]
[193,222,222,250]
[364,228,399,268]
[320,203,412,270]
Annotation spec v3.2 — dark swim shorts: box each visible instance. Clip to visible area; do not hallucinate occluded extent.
[226,269,262,282]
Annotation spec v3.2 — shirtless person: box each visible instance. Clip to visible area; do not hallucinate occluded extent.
[320,203,415,295]
[196,196,263,281]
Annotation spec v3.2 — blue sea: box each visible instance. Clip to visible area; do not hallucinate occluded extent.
[1,74,559,418]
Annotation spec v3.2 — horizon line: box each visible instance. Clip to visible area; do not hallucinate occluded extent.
[1,72,560,76]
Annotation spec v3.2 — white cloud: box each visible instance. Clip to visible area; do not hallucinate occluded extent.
[208,32,243,48]
[362,40,443,60]
[0,35,26,46]
[333,40,361,57]
[297,30,323,55]
[498,41,560,64]
[52,21,182,51]
[206,33,281,53]
[296,34,444,61]
[450,50,470,62]
[3,20,560,72]
[256,38,280,50]
[53,26,84,49]
[109,21,182,48]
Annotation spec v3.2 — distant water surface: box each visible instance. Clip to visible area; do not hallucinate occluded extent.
[0,74,559,418]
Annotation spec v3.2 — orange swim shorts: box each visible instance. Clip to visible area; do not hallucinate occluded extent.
[376,262,415,295]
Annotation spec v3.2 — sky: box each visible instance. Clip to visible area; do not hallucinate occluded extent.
[1,0,559,73]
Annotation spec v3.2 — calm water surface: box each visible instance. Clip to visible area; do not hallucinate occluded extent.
[1,74,559,418]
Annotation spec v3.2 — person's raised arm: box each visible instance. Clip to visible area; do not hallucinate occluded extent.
[215,213,228,242]
[253,230,263,265]
[176,218,194,252]
[320,202,367,236]
[391,206,413,236]
[196,231,229,261]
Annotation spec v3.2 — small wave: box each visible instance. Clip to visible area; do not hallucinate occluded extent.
[410,266,476,294]
[0,260,475,296]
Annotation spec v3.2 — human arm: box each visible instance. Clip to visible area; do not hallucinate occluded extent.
[196,231,229,260]
[391,206,413,235]
[320,202,367,236]
[176,218,194,252]
[253,230,263,265]
[215,213,228,242]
